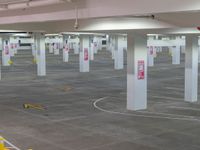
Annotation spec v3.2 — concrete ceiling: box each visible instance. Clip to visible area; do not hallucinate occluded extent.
[0,0,199,34]
[0,0,23,3]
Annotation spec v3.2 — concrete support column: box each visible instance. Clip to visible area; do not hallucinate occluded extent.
[14,42,18,55]
[31,41,37,65]
[184,35,198,102]
[31,43,38,65]
[181,46,186,54]
[159,47,163,52]
[63,38,69,62]
[107,36,112,55]
[79,35,90,72]
[106,35,110,50]
[111,36,115,60]
[2,38,11,66]
[74,43,78,54]
[114,36,124,70]
[74,42,79,54]
[97,37,102,51]
[127,34,147,110]
[90,41,94,61]
[148,46,154,67]
[31,43,35,56]
[53,43,60,55]
[74,37,80,54]
[198,46,200,63]
[172,46,181,64]
[9,38,15,57]
[153,47,157,58]
[35,34,46,76]
[49,43,54,53]
[10,43,15,57]
[93,37,99,54]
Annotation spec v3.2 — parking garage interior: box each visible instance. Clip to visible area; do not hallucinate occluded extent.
[0,0,200,150]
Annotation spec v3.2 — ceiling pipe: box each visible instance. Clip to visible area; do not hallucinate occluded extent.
[74,5,79,29]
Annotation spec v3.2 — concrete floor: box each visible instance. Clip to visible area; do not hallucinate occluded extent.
[0,49,200,150]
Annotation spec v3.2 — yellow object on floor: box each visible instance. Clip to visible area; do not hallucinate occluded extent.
[0,137,9,150]
[8,60,13,65]
[32,58,37,64]
[23,103,45,110]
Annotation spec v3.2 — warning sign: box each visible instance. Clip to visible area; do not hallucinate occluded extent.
[84,48,89,61]
[137,60,145,80]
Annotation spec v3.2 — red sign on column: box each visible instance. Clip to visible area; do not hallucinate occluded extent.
[56,43,59,49]
[11,43,14,49]
[84,48,89,61]
[5,45,9,55]
[64,44,69,52]
[149,46,153,55]
[137,60,145,80]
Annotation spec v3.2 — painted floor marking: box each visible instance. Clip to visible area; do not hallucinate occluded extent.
[1,136,21,150]
[93,97,200,122]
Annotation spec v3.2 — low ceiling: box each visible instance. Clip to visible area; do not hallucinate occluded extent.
[0,0,21,3]
[0,0,199,35]
[0,11,200,35]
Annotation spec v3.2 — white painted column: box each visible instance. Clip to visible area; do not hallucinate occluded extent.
[35,34,46,76]
[153,47,157,58]
[53,43,60,55]
[49,43,54,53]
[111,36,115,60]
[14,43,18,55]
[198,46,200,63]
[9,43,15,57]
[114,36,124,70]
[63,38,69,62]
[31,41,37,64]
[14,37,19,55]
[97,37,102,52]
[74,37,80,54]
[106,35,110,50]
[159,47,163,52]
[0,38,1,80]
[31,43,35,56]
[2,38,11,66]
[181,46,185,54]
[184,35,198,102]
[93,37,98,54]
[172,46,181,64]
[32,43,38,64]
[148,46,154,66]
[90,42,94,61]
[108,36,112,54]
[9,37,18,57]
[79,35,90,72]
[74,42,79,54]
[127,34,147,110]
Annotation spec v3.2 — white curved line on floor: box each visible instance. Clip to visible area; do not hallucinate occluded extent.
[93,97,200,122]
[3,138,21,150]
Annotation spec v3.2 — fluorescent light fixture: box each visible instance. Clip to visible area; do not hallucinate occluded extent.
[45,33,62,37]
[62,32,106,36]
[13,33,30,37]
[0,30,24,33]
